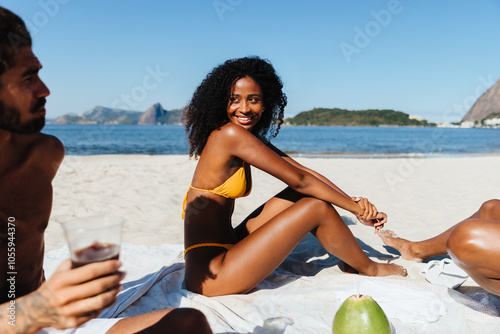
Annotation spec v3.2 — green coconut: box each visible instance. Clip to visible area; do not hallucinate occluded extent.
[332,294,391,334]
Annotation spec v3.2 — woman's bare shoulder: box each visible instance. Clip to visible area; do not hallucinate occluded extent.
[208,123,255,144]
[214,123,249,136]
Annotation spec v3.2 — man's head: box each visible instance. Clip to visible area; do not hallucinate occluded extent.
[0,7,32,77]
[0,7,49,133]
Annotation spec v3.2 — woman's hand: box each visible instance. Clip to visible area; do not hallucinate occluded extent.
[352,196,378,220]
[357,213,387,233]
[352,197,387,233]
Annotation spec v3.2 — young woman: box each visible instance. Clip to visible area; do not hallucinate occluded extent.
[182,57,406,297]
[379,199,500,296]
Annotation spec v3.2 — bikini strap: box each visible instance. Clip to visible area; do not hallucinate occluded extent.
[184,243,234,257]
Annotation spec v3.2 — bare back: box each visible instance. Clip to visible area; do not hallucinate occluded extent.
[0,132,64,303]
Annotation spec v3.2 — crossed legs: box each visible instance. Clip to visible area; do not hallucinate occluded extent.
[379,199,500,296]
[185,188,406,297]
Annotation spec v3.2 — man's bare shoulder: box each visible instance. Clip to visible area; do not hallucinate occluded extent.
[36,133,65,155]
[22,132,64,157]
[14,132,65,178]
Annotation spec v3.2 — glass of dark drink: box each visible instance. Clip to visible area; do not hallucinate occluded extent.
[61,216,124,268]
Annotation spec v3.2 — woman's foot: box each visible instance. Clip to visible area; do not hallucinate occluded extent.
[343,260,407,277]
[378,230,423,262]
[362,262,408,277]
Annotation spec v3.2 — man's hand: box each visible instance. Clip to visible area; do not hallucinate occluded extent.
[1,259,124,334]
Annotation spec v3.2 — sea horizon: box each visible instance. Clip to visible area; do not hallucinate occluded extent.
[42,124,500,157]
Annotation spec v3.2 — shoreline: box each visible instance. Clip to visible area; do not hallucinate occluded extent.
[283,151,500,159]
[46,154,500,253]
[61,152,500,159]
[43,125,500,157]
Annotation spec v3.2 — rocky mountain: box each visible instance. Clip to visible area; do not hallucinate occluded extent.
[138,103,182,125]
[53,104,183,125]
[462,79,500,122]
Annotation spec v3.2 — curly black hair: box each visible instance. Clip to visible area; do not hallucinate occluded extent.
[0,7,32,78]
[183,56,287,158]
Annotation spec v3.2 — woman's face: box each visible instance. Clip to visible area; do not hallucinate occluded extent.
[227,76,264,131]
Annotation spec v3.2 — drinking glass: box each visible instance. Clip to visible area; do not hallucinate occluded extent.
[61,216,124,268]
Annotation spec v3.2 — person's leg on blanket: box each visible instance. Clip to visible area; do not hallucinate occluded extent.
[447,217,500,295]
[107,308,212,334]
[379,199,500,296]
[185,187,406,297]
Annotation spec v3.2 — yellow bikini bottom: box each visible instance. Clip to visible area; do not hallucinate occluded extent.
[184,243,234,257]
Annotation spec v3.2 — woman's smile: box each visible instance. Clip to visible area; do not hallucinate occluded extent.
[234,114,255,124]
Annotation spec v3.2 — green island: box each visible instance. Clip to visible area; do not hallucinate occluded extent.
[284,108,435,127]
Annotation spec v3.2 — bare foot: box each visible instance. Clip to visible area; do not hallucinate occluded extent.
[378,229,423,262]
[360,262,408,277]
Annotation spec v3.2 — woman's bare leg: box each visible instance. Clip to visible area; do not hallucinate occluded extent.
[378,199,500,262]
[186,188,406,296]
[239,189,408,280]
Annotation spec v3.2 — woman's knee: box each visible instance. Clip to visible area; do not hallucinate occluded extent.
[297,197,333,215]
[446,219,481,260]
[478,199,500,219]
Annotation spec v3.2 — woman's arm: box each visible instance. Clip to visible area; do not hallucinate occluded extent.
[218,125,382,222]
[260,136,351,198]
[260,136,384,229]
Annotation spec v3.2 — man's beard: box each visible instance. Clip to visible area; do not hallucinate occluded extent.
[0,99,46,133]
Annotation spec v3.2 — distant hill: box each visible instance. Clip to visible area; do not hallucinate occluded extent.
[53,106,141,125]
[138,103,182,125]
[462,79,500,122]
[82,106,141,124]
[285,108,435,126]
[53,104,183,125]
[52,114,98,125]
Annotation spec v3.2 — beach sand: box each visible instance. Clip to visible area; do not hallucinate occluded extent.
[45,154,500,291]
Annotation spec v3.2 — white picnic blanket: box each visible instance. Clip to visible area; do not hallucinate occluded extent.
[41,241,500,333]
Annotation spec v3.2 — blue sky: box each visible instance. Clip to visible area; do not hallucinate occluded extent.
[3,0,500,122]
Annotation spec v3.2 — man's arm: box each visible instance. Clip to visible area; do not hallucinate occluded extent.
[0,259,123,334]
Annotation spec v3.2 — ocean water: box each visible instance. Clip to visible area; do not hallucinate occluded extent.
[42,125,500,157]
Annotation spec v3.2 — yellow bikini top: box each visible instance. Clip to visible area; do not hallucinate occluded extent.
[182,164,252,218]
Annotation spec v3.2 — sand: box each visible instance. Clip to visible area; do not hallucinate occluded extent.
[45,154,500,292]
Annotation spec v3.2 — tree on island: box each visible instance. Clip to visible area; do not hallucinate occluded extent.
[285,108,435,127]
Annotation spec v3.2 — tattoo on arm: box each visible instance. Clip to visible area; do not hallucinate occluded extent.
[0,291,61,334]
